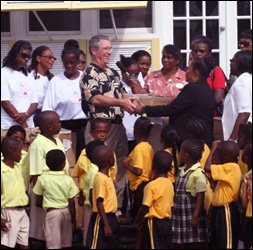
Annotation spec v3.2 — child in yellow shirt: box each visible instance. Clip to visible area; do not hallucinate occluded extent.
[72,118,117,247]
[135,150,174,249]
[122,116,154,249]
[1,137,29,248]
[33,149,79,249]
[28,111,69,244]
[87,145,119,249]
[3,125,30,190]
[205,140,241,249]
[172,139,208,249]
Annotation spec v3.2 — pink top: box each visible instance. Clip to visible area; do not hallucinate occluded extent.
[144,68,187,98]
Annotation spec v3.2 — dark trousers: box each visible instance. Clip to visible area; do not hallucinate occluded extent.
[87,212,119,249]
[210,202,239,249]
[144,217,172,249]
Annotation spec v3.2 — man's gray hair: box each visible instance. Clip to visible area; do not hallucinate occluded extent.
[89,35,111,54]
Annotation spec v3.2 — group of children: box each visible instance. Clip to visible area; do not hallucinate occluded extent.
[1,110,252,249]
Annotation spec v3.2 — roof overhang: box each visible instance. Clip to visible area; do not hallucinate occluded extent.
[1,1,148,11]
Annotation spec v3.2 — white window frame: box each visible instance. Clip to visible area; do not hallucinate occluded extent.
[97,2,154,37]
[26,11,81,36]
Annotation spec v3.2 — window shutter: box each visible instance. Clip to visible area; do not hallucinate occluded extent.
[109,41,152,75]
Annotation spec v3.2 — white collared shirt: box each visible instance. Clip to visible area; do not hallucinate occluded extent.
[222,72,252,140]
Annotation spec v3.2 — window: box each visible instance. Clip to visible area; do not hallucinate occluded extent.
[172,1,220,69]
[99,1,152,28]
[29,11,80,32]
[1,12,10,33]
[237,1,251,42]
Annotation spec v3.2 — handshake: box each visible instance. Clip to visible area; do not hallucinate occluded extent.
[120,96,144,115]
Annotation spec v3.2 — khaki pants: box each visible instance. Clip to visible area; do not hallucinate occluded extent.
[1,207,29,248]
[44,208,72,249]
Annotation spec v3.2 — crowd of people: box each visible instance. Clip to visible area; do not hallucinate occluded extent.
[1,30,252,249]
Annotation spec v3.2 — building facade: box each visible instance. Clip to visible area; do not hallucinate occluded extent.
[1,1,252,76]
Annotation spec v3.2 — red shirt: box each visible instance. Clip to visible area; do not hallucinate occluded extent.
[207,66,226,91]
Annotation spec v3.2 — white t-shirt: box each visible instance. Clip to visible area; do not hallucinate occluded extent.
[222,72,252,140]
[42,71,86,120]
[29,70,50,109]
[122,72,144,141]
[1,67,38,129]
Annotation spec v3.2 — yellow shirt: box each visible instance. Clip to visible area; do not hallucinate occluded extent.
[200,144,210,168]
[1,150,29,191]
[82,163,98,205]
[165,148,176,183]
[1,161,29,208]
[211,162,241,206]
[179,162,207,197]
[33,171,79,210]
[72,150,117,189]
[238,150,248,175]
[127,142,154,191]
[92,172,117,213]
[143,177,174,219]
[71,149,89,189]
[28,134,69,175]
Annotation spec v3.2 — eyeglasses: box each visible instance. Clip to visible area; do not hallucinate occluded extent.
[40,55,57,60]
[20,53,31,60]
[102,46,113,52]
[238,41,252,47]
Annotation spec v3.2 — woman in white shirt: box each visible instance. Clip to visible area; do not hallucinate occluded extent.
[222,50,252,140]
[28,46,55,115]
[1,40,38,129]
[42,47,87,158]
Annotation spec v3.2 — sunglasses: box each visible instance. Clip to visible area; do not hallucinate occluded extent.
[40,55,57,60]
[20,53,31,60]
[238,41,251,47]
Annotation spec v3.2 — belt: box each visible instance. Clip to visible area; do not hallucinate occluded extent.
[13,206,27,209]
[46,207,67,213]
[46,208,59,213]
[110,115,122,124]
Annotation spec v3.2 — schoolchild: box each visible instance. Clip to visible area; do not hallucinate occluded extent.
[27,111,69,243]
[33,149,79,249]
[1,137,30,249]
[205,140,241,249]
[135,150,174,249]
[122,116,154,248]
[87,145,119,249]
[172,139,208,249]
